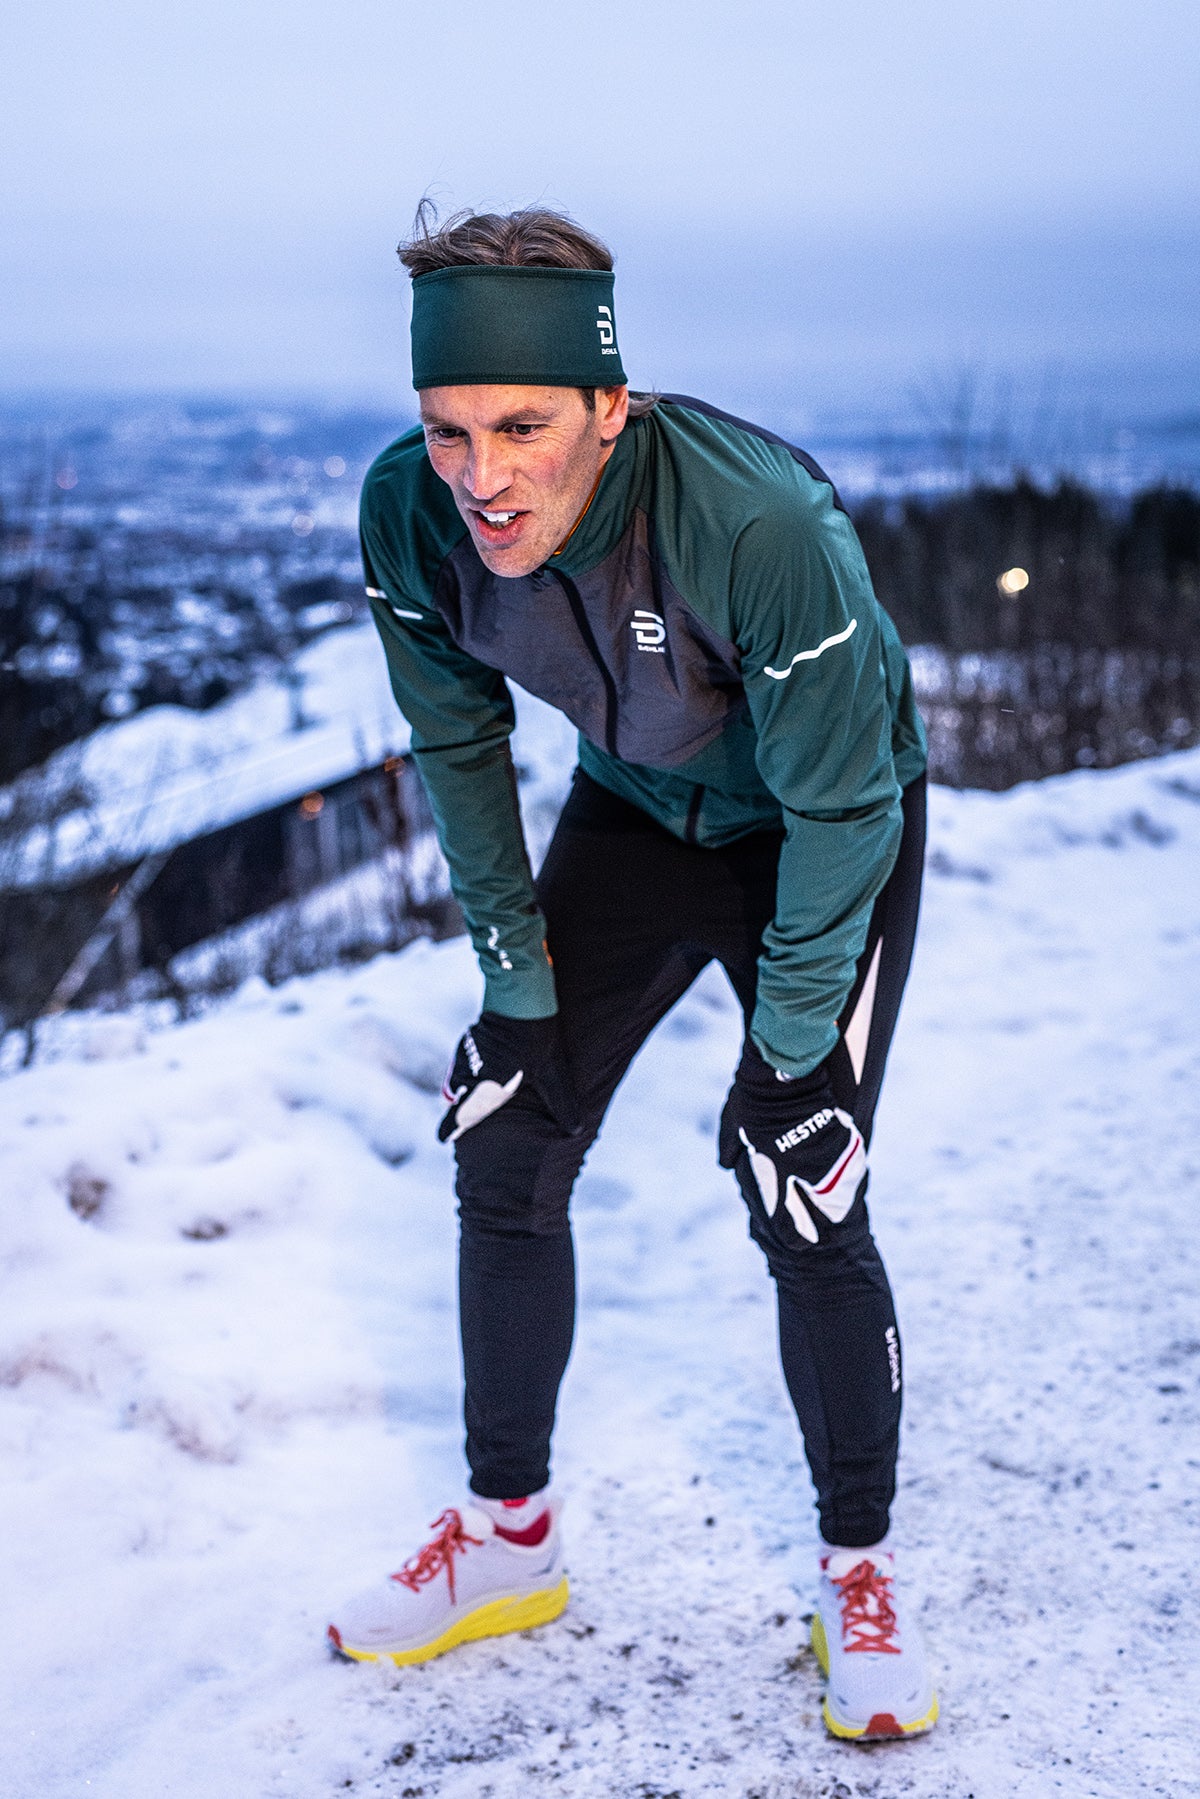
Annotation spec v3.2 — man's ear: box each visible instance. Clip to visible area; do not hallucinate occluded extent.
[598,385,629,443]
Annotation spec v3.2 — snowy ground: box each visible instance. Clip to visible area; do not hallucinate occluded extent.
[2,744,1198,1799]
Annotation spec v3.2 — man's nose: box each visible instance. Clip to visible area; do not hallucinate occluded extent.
[463,438,512,503]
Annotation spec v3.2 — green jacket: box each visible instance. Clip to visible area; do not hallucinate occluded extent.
[361,394,926,1076]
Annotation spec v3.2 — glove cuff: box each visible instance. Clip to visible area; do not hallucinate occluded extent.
[736,1038,830,1098]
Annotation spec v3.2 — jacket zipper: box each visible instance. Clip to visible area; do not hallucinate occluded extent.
[684,784,705,844]
[550,569,621,757]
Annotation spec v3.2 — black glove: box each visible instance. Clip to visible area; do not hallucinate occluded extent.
[718,1044,867,1242]
[438,1012,581,1143]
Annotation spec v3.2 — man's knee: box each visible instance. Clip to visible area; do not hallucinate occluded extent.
[454,1092,595,1237]
[731,1153,886,1297]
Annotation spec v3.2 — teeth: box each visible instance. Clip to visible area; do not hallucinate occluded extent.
[481,510,517,525]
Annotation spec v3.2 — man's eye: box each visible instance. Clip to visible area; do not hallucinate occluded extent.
[507,424,539,437]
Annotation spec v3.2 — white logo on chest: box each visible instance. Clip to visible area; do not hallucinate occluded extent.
[631,608,666,653]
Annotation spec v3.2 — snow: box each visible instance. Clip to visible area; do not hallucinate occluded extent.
[2,743,1199,1798]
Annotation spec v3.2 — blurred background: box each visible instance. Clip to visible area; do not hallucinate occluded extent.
[1,0,1198,1043]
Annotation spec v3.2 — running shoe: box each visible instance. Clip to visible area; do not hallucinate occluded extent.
[327,1492,567,1666]
[810,1545,938,1739]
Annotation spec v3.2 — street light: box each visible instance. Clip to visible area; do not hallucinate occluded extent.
[997,566,1030,597]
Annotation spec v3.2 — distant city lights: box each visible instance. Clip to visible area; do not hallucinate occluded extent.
[323,456,346,478]
[997,566,1030,596]
[291,512,315,537]
[299,792,324,818]
[55,467,78,490]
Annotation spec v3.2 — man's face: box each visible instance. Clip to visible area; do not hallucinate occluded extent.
[419,384,629,577]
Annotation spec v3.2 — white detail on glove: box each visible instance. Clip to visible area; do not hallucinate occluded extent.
[738,1109,866,1238]
[446,1069,524,1141]
[791,1110,867,1224]
[740,1128,779,1217]
[783,1181,821,1243]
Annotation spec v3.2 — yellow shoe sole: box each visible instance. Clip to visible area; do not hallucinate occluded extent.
[810,1613,939,1740]
[334,1576,570,1667]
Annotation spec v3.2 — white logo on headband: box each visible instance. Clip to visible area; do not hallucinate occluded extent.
[596,304,619,355]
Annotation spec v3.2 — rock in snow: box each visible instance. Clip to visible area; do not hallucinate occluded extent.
[1,744,1198,1798]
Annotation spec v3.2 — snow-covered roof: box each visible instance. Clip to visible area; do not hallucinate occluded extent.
[0,625,411,890]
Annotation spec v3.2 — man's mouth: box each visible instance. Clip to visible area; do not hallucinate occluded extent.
[470,506,526,546]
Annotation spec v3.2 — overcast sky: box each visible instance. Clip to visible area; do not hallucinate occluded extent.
[2,0,1197,423]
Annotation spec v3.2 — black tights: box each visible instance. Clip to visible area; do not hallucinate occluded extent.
[454,771,926,1547]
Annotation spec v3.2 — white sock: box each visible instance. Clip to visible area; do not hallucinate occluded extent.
[821,1535,892,1569]
[474,1486,551,1527]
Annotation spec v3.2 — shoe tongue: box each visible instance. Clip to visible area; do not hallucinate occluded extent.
[459,1503,496,1539]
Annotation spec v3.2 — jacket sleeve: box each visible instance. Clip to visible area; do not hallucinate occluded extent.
[362,525,557,1020]
[731,486,903,1077]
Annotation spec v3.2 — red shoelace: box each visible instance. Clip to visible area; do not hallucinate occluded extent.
[390,1509,482,1605]
[831,1558,902,1654]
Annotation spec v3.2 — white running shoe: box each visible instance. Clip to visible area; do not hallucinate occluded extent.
[810,1545,938,1740]
[327,1493,567,1666]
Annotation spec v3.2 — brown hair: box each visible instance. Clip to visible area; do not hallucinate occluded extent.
[398,201,658,418]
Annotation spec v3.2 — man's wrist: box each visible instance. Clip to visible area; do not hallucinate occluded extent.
[737,1038,830,1098]
[481,958,558,1020]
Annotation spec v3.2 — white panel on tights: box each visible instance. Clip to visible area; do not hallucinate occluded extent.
[843,937,882,1086]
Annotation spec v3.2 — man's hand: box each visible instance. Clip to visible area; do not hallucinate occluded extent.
[718,1047,867,1243]
[438,1012,581,1143]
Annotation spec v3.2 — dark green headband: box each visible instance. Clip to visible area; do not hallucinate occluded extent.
[410,265,627,390]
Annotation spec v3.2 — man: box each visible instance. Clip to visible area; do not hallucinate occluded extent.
[327,206,935,1742]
